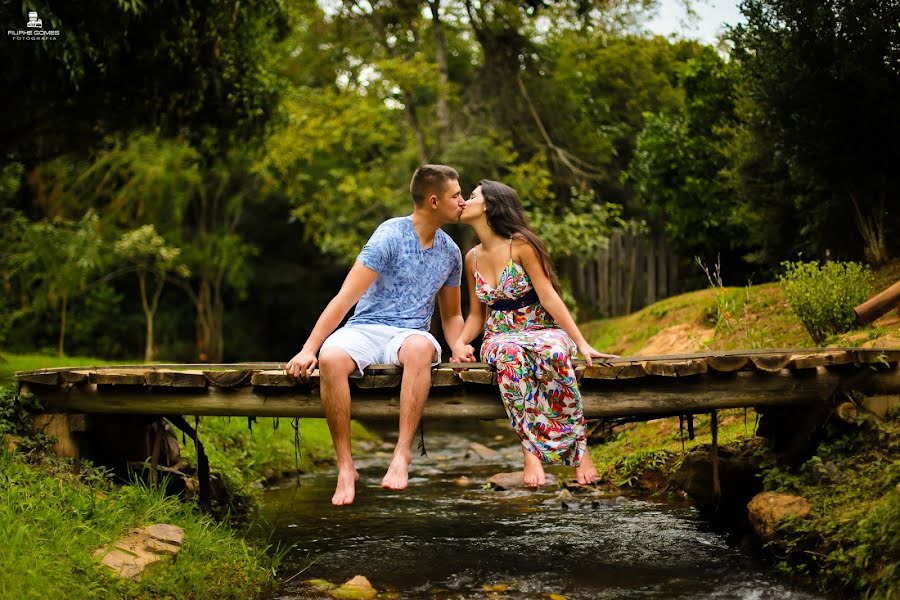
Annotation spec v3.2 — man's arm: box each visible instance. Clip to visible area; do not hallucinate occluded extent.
[437,284,465,360]
[285,261,378,379]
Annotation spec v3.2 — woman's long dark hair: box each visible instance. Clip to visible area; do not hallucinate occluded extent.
[480,179,561,293]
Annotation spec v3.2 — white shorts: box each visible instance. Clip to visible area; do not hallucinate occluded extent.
[319,323,442,378]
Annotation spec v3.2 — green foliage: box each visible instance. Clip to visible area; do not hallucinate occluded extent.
[759,412,900,598]
[778,261,874,344]
[611,449,675,487]
[0,451,277,599]
[179,416,378,490]
[729,0,900,264]
[3,0,291,164]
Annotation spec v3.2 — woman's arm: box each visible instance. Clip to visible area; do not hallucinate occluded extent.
[516,242,617,366]
[451,248,486,361]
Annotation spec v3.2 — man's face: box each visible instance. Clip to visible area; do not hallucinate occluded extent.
[432,178,465,224]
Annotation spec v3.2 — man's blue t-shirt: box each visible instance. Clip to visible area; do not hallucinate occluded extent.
[347,216,462,331]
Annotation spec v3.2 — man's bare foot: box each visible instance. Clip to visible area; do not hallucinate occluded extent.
[381,451,411,490]
[523,448,546,487]
[332,468,359,506]
[576,452,598,485]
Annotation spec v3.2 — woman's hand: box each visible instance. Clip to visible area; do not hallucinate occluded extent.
[450,342,476,363]
[576,342,619,368]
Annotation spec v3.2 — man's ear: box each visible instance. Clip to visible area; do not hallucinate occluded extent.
[430,194,438,209]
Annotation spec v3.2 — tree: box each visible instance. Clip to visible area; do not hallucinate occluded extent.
[1,0,290,166]
[3,211,105,356]
[626,48,747,271]
[730,0,900,264]
[114,225,189,362]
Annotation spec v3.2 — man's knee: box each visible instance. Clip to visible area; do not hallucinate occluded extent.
[398,335,436,367]
[318,347,357,378]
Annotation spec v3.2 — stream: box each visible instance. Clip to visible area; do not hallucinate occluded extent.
[259,421,826,599]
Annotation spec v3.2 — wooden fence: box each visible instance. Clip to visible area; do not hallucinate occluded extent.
[566,230,680,318]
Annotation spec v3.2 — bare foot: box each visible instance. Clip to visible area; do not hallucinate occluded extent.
[576,452,598,485]
[332,467,360,506]
[381,451,411,490]
[523,448,546,487]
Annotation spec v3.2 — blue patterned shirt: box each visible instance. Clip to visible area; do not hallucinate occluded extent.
[348,216,462,330]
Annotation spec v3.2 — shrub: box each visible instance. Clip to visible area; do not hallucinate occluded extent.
[778,261,874,344]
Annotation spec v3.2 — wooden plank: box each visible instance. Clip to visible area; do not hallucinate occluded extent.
[431,368,461,387]
[641,358,707,377]
[144,370,207,387]
[707,355,750,373]
[458,370,497,385]
[28,368,900,420]
[854,349,900,365]
[90,370,146,385]
[61,370,90,384]
[582,363,647,380]
[250,370,308,387]
[355,374,402,389]
[204,370,252,387]
[16,371,60,386]
[750,354,793,372]
[791,350,854,370]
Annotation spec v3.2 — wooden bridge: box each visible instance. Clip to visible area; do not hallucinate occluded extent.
[16,348,900,420]
[15,347,899,508]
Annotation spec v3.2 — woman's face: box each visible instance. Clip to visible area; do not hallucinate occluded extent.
[461,185,486,223]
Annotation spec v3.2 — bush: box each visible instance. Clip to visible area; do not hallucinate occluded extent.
[778,261,874,344]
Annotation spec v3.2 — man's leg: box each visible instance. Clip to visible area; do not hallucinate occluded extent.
[382,335,435,490]
[319,347,360,505]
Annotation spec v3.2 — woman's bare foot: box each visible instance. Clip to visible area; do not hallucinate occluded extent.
[333,467,360,506]
[576,452,598,485]
[522,448,546,487]
[381,450,412,490]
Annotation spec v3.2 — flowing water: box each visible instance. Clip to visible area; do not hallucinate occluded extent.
[260,422,826,600]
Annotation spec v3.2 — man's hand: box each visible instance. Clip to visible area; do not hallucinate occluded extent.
[450,343,476,364]
[285,349,318,380]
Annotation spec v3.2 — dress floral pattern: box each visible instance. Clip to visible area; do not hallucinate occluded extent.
[475,250,586,466]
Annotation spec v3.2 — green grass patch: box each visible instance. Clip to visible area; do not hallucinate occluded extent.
[759,410,900,599]
[0,351,138,383]
[180,416,379,489]
[589,409,760,489]
[0,450,279,599]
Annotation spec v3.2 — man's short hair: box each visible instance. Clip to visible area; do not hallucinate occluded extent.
[410,165,459,205]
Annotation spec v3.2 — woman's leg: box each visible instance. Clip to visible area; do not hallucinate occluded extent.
[484,336,546,486]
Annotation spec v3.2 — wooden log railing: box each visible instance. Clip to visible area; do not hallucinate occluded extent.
[15,348,900,421]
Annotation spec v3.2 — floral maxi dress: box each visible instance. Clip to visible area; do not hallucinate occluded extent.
[475,249,586,465]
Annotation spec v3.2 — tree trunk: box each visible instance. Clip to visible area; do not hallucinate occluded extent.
[58,293,67,357]
[428,0,452,141]
[194,276,225,363]
[403,91,429,165]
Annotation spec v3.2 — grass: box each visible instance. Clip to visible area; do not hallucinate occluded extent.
[760,410,900,599]
[0,449,279,599]
[582,260,900,356]
[179,415,378,492]
[588,409,761,489]
[0,351,143,383]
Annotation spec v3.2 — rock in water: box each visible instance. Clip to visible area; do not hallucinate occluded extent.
[329,575,377,599]
[468,442,503,460]
[453,476,472,486]
[488,471,557,490]
[94,524,185,580]
[747,492,812,540]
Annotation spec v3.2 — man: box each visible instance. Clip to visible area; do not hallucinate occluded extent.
[285,165,466,505]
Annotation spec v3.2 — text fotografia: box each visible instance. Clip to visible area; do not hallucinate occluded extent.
[8,11,59,41]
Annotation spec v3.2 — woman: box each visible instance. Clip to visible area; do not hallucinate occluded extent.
[451,180,617,487]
